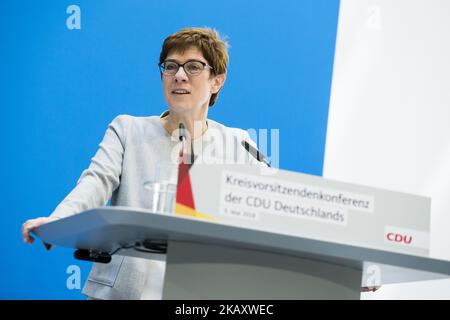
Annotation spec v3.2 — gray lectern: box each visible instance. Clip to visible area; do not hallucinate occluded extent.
[34,206,450,299]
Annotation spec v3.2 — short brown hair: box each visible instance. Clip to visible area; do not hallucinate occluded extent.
[159,27,229,107]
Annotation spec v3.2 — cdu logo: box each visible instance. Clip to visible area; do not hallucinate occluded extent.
[386,232,413,245]
[384,226,429,250]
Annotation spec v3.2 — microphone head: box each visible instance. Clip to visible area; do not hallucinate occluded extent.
[241,140,263,162]
[178,123,186,141]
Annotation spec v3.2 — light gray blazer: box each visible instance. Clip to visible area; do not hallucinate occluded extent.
[50,113,262,299]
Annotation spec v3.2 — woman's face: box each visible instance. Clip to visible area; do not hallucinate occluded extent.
[161,47,225,114]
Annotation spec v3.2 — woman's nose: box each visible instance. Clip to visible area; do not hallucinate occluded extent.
[174,66,189,82]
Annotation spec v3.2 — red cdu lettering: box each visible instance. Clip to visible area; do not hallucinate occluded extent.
[386,233,413,245]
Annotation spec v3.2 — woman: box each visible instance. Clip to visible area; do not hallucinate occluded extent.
[21,27,263,299]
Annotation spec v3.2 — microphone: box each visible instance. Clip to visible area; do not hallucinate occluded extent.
[241,140,271,167]
[178,122,187,142]
[179,122,195,164]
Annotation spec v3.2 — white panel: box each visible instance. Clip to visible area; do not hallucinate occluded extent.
[325,0,450,299]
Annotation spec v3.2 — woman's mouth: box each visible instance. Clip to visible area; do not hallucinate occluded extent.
[172,89,191,95]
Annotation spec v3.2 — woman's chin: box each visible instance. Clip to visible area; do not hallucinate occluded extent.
[168,103,194,113]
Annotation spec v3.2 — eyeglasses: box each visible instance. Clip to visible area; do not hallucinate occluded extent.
[158,59,214,76]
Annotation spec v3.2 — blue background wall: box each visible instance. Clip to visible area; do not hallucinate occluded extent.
[0,0,339,299]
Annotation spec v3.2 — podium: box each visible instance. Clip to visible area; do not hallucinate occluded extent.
[34,164,450,299]
[34,206,450,299]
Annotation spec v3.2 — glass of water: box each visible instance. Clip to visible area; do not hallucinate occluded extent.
[143,163,178,214]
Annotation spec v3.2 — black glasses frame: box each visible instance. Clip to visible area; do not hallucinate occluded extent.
[158,59,214,76]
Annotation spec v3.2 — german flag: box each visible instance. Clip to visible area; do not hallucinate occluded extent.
[174,158,217,221]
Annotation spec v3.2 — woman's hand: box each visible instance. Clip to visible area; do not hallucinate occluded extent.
[22,216,60,245]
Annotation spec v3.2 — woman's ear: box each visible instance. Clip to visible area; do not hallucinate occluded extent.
[211,73,226,94]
